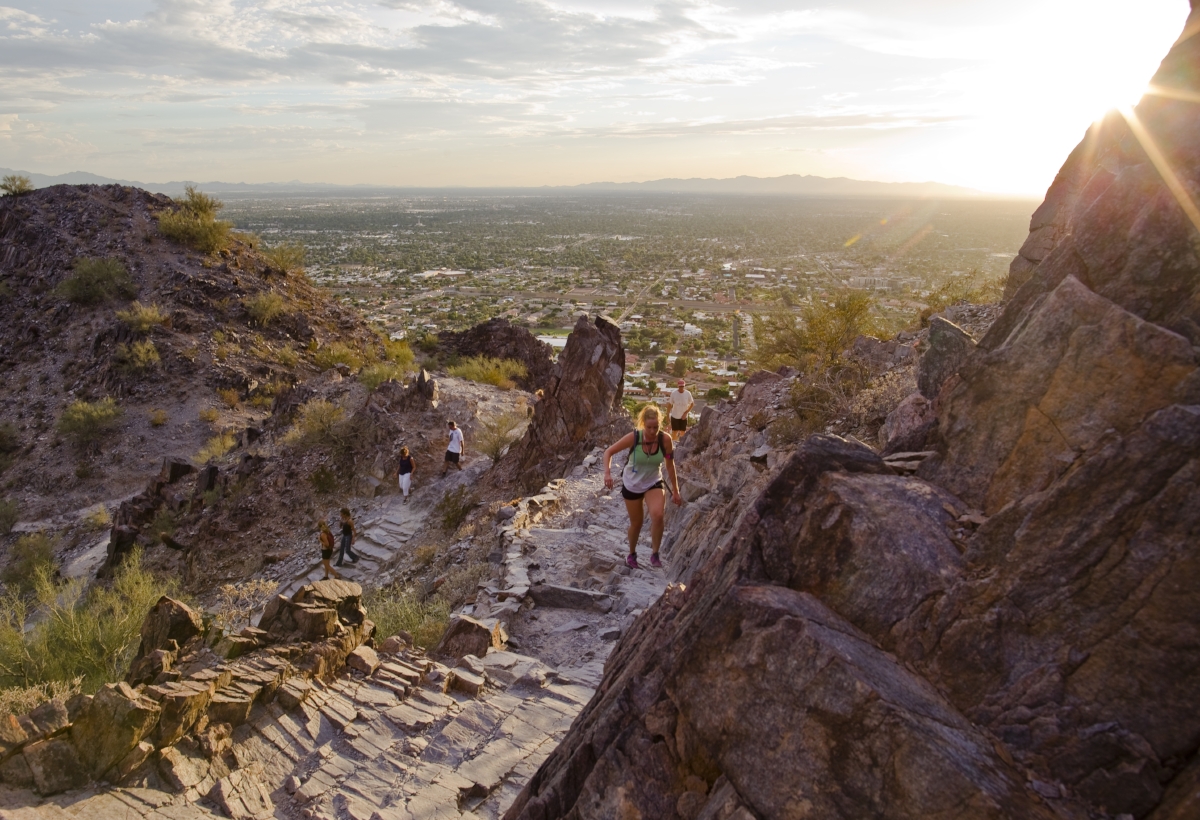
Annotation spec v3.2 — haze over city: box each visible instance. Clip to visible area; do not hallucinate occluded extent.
[1,0,1192,195]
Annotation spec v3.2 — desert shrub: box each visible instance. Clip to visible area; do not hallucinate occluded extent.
[0,499,17,535]
[284,399,346,448]
[435,486,474,532]
[848,367,917,431]
[197,432,236,463]
[705,386,731,401]
[243,292,286,326]
[198,407,220,424]
[313,342,364,372]
[382,337,415,368]
[0,175,33,197]
[114,339,160,374]
[448,356,527,390]
[756,291,881,372]
[157,186,232,253]
[147,507,177,546]
[309,466,338,494]
[57,398,123,448]
[274,345,299,368]
[0,678,83,720]
[115,301,167,332]
[772,364,872,444]
[262,242,306,273]
[413,544,437,568]
[148,408,168,427]
[362,584,452,650]
[476,409,527,461]
[416,332,439,354]
[217,387,240,408]
[437,563,488,610]
[2,533,57,593]
[212,580,279,634]
[55,258,137,305]
[359,362,407,390]
[0,549,176,693]
[82,506,111,532]
[919,270,1005,325]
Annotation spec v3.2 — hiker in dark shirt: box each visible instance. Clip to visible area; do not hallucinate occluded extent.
[336,507,360,567]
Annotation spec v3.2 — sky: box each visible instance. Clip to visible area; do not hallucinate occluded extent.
[0,0,1192,194]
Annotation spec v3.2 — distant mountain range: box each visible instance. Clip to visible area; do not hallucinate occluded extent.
[1,167,986,199]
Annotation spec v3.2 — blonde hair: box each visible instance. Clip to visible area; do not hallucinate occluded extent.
[400,446,409,456]
[636,404,662,430]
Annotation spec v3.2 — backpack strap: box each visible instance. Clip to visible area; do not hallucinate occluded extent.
[627,429,640,465]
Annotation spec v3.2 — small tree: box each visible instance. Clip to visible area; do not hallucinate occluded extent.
[0,175,33,197]
[672,357,692,377]
[653,355,668,373]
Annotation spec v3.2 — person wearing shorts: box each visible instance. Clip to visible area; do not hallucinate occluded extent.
[602,405,682,569]
[669,379,694,439]
[397,447,415,502]
[442,421,464,476]
[318,520,342,579]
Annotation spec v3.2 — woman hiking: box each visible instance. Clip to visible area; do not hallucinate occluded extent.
[603,404,682,569]
[397,446,416,502]
[317,520,342,580]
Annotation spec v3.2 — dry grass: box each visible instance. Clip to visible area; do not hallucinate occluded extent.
[115,339,160,374]
[116,301,167,332]
[158,186,232,253]
[198,407,220,424]
[57,398,123,448]
[476,409,528,461]
[213,580,279,635]
[149,408,169,427]
[56,258,137,305]
[197,432,236,463]
[217,388,241,409]
[243,292,287,326]
[284,399,346,448]
[447,356,527,390]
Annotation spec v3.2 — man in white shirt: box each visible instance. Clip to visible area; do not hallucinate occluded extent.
[668,379,695,440]
[442,420,465,476]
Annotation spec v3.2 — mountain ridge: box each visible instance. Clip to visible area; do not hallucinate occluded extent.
[0,167,993,199]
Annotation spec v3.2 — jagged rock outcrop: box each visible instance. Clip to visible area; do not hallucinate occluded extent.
[441,317,557,391]
[507,7,1200,819]
[0,581,372,798]
[492,315,627,493]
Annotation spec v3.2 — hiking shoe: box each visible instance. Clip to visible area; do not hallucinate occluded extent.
[650,553,662,568]
[625,553,639,569]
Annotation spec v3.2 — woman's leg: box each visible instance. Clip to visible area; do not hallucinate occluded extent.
[645,488,666,557]
[624,497,644,554]
[400,473,411,498]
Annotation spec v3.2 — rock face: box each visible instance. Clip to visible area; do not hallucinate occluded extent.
[441,317,556,391]
[494,315,627,493]
[507,8,1200,819]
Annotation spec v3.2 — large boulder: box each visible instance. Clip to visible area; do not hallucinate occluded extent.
[70,681,161,779]
[493,315,627,492]
[440,317,557,391]
[131,596,205,669]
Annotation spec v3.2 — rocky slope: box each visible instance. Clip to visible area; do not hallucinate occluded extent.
[504,7,1200,820]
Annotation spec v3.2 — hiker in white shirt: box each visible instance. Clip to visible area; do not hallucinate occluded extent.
[442,420,465,476]
[668,379,695,440]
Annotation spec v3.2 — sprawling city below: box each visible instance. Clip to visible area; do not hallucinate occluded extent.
[221,192,1034,401]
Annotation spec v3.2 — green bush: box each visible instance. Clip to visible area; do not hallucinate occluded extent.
[0,499,18,535]
[654,355,668,373]
[447,356,527,390]
[157,186,232,253]
[313,342,364,372]
[434,486,475,532]
[476,409,527,461]
[382,337,415,371]
[115,301,167,332]
[362,585,451,651]
[115,339,160,374]
[0,550,177,694]
[2,533,57,594]
[55,258,137,305]
[243,292,286,326]
[359,361,407,390]
[417,332,439,354]
[57,398,123,448]
[672,357,693,377]
[262,242,306,273]
[705,386,731,401]
[0,175,33,196]
[196,432,236,463]
[283,399,346,448]
[755,290,880,372]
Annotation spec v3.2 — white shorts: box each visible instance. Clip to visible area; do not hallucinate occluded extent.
[399,473,412,495]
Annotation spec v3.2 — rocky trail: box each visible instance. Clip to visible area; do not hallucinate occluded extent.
[0,443,674,820]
